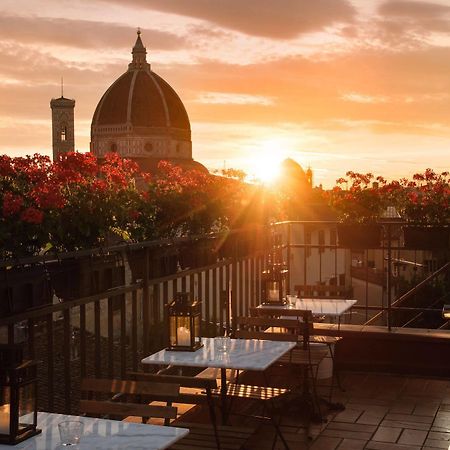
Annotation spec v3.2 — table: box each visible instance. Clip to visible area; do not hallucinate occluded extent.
[258,298,356,329]
[258,298,356,317]
[0,412,189,450]
[142,337,296,423]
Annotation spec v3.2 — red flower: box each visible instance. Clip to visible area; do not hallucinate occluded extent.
[2,192,23,216]
[20,207,44,224]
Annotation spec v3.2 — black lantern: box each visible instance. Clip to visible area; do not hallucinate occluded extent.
[166,293,203,351]
[0,345,40,445]
[262,263,288,306]
[442,305,450,320]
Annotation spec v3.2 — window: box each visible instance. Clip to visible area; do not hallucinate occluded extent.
[330,229,337,246]
[60,126,67,142]
[144,142,153,153]
[318,230,325,254]
[110,143,117,152]
[305,230,311,257]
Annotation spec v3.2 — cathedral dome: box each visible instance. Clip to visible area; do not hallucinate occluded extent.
[92,65,190,133]
[90,30,197,169]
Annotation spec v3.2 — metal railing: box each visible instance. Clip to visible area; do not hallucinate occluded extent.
[0,221,449,412]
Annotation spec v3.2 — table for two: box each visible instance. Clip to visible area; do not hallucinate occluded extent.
[142,337,295,423]
[0,412,188,450]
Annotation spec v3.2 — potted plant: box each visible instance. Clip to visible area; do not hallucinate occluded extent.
[326,172,389,248]
[394,169,449,249]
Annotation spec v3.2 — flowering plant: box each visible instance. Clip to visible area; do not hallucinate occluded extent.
[393,169,449,225]
[0,152,144,258]
[0,154,54,257]
[325,171,390,224]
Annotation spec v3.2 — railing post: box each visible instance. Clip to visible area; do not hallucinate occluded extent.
[387,223,392,331]
[287,223,291,294]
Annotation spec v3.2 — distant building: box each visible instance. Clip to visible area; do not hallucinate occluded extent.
[50,96,75,160]
[279,158,312,191]
[89,30,206,173]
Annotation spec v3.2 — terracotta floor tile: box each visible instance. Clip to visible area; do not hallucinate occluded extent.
[333,408,363,423]
[384,412,434,424]
[321,428,372,441]
[397,428,428,446]
[308,436,341,450]
[413,404,439,416]
[427,430,450,442]
[380,419,431,431]
[336,438,367,449]
[372,426,402,443]
[365,442,421,449]
[326,421,377,433]
[356,412,385,426]
[423,439,449,449]
[389,403,415,414]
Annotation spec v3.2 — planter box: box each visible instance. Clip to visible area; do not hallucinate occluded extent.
[179,238,218,270]
[403,226,450,250]
[48,255,124,301]
[337,224,382,249]
[0,265,53,316]
[127,246,179,281]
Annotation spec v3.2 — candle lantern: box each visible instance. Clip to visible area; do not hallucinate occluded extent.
[442,305,450,320]
[166,292,203,351]
[262,263,288,306]
[0,345,40,445]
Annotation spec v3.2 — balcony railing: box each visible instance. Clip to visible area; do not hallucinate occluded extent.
[0,221,449,413]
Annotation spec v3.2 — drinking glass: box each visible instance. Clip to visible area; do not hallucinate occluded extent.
[287,295,297,307]
[214,336,231,353]
[58,420,84,446]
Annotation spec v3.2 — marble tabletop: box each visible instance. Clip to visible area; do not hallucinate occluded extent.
[258,298,357,317]
[142,337,296,372]
[0,412,189,450]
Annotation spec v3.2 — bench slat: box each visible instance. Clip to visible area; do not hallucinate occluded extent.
[79,399,177,419]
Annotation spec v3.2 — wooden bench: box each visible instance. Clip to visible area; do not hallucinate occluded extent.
[124,373,255,450]
[80,377,179,422]
[294,284,353,299]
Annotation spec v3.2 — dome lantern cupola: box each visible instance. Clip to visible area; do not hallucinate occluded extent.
[128,28,150,72]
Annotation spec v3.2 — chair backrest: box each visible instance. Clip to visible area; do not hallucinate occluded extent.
[126,371,218,405]
[80,377,179,421]
[235,315,306,343]
[294,284,352,299]
[248,308,315,349]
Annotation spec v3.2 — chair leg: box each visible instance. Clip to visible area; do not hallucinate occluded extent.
[263,372,291,450]
[206,389,221,450]
[328,343,344,393]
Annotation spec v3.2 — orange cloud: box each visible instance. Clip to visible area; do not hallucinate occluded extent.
[100,0,356,38]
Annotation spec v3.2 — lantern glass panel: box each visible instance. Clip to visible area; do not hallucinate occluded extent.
[0,387,11,435]
[193,315,201,347]
[266,280,280,302]
[18,383,35,430]
[173,316,191,347]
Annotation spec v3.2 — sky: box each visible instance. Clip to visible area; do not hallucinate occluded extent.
[0,0,449,187]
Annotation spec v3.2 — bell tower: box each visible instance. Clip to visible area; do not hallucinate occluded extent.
[50,83,75,160]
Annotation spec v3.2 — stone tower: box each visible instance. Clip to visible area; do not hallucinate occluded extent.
[50,95,75,160]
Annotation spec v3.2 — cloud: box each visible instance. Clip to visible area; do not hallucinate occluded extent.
[100,0,356,39]
[342,93,389,103]
[378,1,450,18]
[0,15,184,50]
[377,1,450,35]
[195,92,274,106]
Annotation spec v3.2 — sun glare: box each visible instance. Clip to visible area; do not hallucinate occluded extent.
[253,156,281,183]
[251,140,287,184]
